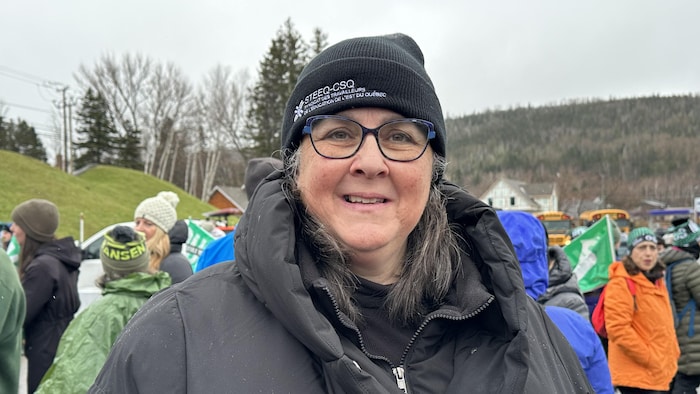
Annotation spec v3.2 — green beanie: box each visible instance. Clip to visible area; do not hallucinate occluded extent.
[668,219,700,248]
[628,227,657,253]
[100,226,149,280]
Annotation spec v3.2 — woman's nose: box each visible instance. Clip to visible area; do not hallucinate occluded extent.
[349,134,389,177]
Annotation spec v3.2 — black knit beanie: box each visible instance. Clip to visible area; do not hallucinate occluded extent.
[281,33,446,158]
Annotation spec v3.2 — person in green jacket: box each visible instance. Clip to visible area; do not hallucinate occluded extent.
[35,226,171,394]
[0,248,26,394]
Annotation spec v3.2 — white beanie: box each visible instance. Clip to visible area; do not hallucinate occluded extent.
[134,191,179,233]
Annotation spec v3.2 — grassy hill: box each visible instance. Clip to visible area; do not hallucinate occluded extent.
[0,150,216,241]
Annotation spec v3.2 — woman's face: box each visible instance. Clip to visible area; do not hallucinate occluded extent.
[630,241,659,272]
[296,107,434,275]
[10,223,25,246]
[134,218,158,241]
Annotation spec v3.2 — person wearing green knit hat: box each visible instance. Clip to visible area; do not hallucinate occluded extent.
[667,218,700,259]
[659,218,700,393]
[36,226,170,394]
[606,226,679,392]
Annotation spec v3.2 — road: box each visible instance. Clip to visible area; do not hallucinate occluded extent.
[19,356,26,394]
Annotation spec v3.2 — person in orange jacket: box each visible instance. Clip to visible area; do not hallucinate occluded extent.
[605,227,680,393]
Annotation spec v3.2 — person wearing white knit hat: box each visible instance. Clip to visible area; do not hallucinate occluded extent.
[134,191,190,283]
[134,191,179,236]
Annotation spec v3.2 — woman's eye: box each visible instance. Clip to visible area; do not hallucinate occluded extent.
[327,129,351,140]
[389,132,412,143]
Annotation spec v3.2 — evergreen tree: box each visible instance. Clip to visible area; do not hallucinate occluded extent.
[13,120,47,162]
[0,116,15,150]
[114,120,143,169]
[309,28,328,56]
[245,19,322,157]
[74,88,119,169]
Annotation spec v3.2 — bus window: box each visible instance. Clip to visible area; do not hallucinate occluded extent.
[578,209,632,233]
[535,211,574,246]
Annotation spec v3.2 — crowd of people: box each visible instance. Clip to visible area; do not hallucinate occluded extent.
[1,31,699,393]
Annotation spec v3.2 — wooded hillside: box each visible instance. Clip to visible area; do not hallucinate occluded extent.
[444,94,700,211]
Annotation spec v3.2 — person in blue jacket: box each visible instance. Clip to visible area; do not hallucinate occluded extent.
[194,157,282,272]
[498,210,614,394]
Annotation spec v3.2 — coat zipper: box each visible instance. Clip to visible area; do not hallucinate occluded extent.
[320,284,495,393]
[392,366,407,392]
[399,295,495,365]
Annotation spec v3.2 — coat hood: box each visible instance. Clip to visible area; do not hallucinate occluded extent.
[235,175,531,363]
[496,211,549,300]
[102,271,172,297]
[168,220,188,253]
[37,236,82,270]
[547,246,575,286]
[660,246,696,265]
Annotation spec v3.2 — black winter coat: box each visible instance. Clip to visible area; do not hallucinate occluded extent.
[161,220,192,284]
[661,247,700,375]
[22,236,81,393]
[538,246,590,321]
[90,178,592,393]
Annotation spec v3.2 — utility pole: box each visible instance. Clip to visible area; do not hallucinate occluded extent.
[60,85,69,172]
[68,98,75,174]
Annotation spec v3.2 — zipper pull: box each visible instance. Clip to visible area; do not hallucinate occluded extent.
[392,366,407,393]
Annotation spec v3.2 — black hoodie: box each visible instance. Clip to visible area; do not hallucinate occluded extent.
[22,236,81,393]
[161,219,193,284]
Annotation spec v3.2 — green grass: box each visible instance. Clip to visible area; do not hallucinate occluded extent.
[0,150,216,241]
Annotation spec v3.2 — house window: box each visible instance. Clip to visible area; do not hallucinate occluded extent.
[510,197,515,206]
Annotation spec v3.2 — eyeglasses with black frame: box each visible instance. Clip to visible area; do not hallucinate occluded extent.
[301,115,436,162]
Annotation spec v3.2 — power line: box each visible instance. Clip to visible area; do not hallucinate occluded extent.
[0,64,74,172]
[1,100,53,114]
[0,69,40,85]
[0,65,66,88]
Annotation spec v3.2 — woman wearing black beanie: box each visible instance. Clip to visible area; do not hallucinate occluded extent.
[90,34,592,393]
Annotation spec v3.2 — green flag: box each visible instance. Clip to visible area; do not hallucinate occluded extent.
[6,235,20,268]
[185,219,215,271]
[563,215,615,293]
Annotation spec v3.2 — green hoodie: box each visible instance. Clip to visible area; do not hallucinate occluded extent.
[0,249,25,394]
[36,271,171,394]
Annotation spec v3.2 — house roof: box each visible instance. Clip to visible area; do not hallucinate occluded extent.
[479,178,554,211]
[209,185,248,211]
[523,182,555,196]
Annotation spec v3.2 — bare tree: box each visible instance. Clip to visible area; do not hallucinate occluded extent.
[76,53,150,149]
[190,65,249,200]
[75,53,193,177]
[146,63,192,178]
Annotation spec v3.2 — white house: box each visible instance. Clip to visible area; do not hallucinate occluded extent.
[479,178,558,212]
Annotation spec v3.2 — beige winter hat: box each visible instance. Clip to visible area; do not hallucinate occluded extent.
[134,191,179,233]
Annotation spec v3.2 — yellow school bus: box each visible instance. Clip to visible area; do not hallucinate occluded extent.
[534,211,574,246]
[578,209,632,233]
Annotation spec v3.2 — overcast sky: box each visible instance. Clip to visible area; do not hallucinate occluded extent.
[2,0,699,155]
